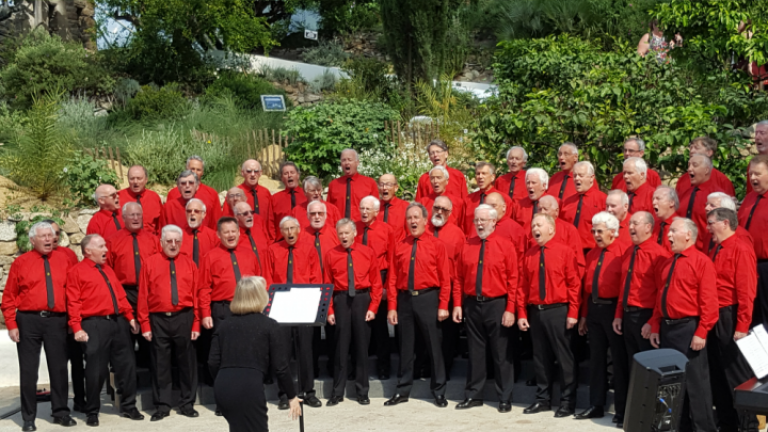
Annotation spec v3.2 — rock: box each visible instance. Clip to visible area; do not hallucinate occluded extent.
[284,85,295,94]
[0,241,18,256]
[297,96,305,103]
[0,222,16,241]
[62,216,80,234]
[218,191,226,206]
[305,94,323,102]
[76,214,92,234]
[71,245,83,261]
[0,256,15,266]
[59,231,70,248]
[69,233,85,245]
[29,212,52,220]
[79,208,99,215]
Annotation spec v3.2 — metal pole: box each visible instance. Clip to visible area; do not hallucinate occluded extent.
[292,327,305,432]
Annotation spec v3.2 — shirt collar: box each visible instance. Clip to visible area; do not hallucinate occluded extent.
[719,234,739,249]
[123,188,144,198]
[83,258,98,268]
[678,245,696,257]
[604,240,623,254]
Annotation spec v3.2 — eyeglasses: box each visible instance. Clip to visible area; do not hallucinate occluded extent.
[239,210,255,216]
[309,211,326,217]
[379,183,396,187]
[473,218,492,224]
[178,181,196,186]
[244,169,261,174]
[226,194,245,199]
[433,206,451,213]
[100,192,117,199]
[186,209,203,214]
[623,147,642,154]
[124,213,142,218]
[163,239,181,245]
[359,207,375,212]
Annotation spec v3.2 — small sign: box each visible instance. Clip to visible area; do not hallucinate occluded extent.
[261,95,287,112]
[304,30,318,41]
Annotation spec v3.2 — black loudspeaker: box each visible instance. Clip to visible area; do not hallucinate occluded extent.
[624,349,688,432]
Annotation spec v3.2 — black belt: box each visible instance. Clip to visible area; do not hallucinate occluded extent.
[758,259,768,264]
[473,294,504,302]
[123,284,138,291]
[335,288,370,295]
[151,307,192,317]
[624,305,651,313]
[663,316,696,326]
[400,287,438,297]
[530,302,567,311]
[18,310,66,318]
[84,314,119,321]
[212,300,231,306]
[592,297,618,305]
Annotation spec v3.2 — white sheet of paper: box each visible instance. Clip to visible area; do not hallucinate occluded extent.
[737,325,768,379]
[269,287,323,324]
[753,325,768,353]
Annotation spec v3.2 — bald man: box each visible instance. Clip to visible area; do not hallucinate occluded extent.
[233,201,271,280]
[327,149,379,221]
[676,137,735,197]
[561,161,606,251]
[222,160,275,239]
[87,184,122,238]
[531,195,586,277]
[677,155,731,250]
[165,157,222,230]
[376,174,409,241]
[119,165,163,235]
[606,190,631,244]
[484,193,525,260]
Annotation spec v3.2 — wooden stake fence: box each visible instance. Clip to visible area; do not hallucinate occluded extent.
[82,146,124,178]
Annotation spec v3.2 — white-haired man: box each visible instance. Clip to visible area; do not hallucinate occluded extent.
[547,143,579,201]
[699,192,753,254]
[161,170,220,230]
[611,138,661,191]
[513,168,553,231]
[415,139,468,201]
[291,176,341,232]
[87,184,122,238]
[233,201,271,273]
[495,146,528,202]
[676,154,730,250]
[119,165,163,236]
[652,186,678,252]
[606,190,631,244]
[419,165,465,230]
[561,161,607,251]
[180,198,219,266]
[328,149,379,220]
[623,157,654,214]
[165,156,222,229]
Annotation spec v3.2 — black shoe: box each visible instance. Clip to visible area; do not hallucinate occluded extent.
[456,399,483,409]
[121,409,144,420]
[179,408,199,418]
[21,421,36,431]
[555,406,575,418]
[523,402,551,414]
[278,399,290,410]
[612,413,623,424]
[378,369,390,380]
[326,396,344,407]
[498,401,512,413]
[214,409,223,417]
[86,415,99,427]
[575,406,604,419]
[357,395,370,405]
[304,395,322,408]
[52,415,77,427]
[72,403,85,413]
[526,378,537,386]
[150,412,168,422]
[384,394,409,406]
[434,396,448,408]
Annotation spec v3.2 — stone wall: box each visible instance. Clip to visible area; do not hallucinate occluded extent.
[0,0,96,50]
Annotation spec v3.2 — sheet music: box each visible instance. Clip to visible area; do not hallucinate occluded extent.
[269,287,322,324]
[737,324,768,380]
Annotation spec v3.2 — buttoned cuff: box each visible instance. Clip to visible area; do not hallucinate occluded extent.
[192,321,201,333]
[736,321,750,334]
[140,322,151,334]
[439,300,449,311]
[71,323,83,334]
[123,312,135,322]
[517,307,528,320]
[693,325,708,340]
[505,301,515,314]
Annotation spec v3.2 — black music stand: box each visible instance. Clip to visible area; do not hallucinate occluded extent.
[265,284,333,432]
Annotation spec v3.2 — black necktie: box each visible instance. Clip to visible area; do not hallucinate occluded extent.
[42,255,54,309]
[112,212,122,230]
[131,233,141,283]
[661,254,680,318]
[383,203,391,223]
[711,244,723,262]
[287,246,295,284]
[558,175,570,199]
[746,194,763,230]
[363,226,369,246]
[657,222,667,245]
[95,264,119,315]
[251,189,260,215]
[475,239,486,297]
[573,195,585,227]
[345,177,352,218]
[170,258,179,306]
[592,249,607,303]
[135,194,142,205]
[192,229,200,266]
[628,192,635,213]
[247,232,261,267]
[314,232,324,274]
[685,187,699,218]
[290,189,296,209]
[408,238,418,293]
[508,174,516,200]
[433,227,439,238]
[622,245,639,308]
[532,201,539,222]
[539,246,547,301]
[347,248,355,297]
[480,192,486,204]
[229,250,242,282]
[707,238,715,254]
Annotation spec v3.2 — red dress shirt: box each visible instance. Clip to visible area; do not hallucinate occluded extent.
[166,184,222,230]
[272,187,307,240]
[429,222,465,289]
[419,192,465,232]
[700,226,753,256]
[517,240,581,319]
[495,170,528,203]
[267,238,322,285]
[454,232,518,313]
[56,246,79,267]
[649,246,719,339]
[198,245,262,319]
[106,229,160,286]
[616,238,671,319]
[581,241,630,317]
[355,221,394,272]
[617,218,631,245]
[415,166,468,201]
[627,181,655,214]
[137,252,200,333]
[327,173,379,221]
[1,250,72,330]
[86,208,123,238]
[612,169,662,192]
[653,215,676,253]
[387,234,451,311]
[709,235,757,333]
[738,190,768,259]
[302,224,340,274]
[677,177,730,250]
[222,183,275,240]
[676,168,735,198]
[161,194,222,232]
[560,186,607,250]
[236,225,271,281]
[118,188,163,235]
[66,259,134,333]
[525,219,586,276]
[180,225,219,265]
[547,170,577,202]
[377,197,409,241]
[291,200,341,233]
[322,243,383,315]
[492,218,526,261]
[462,187,514,233]
[512,195,556,233]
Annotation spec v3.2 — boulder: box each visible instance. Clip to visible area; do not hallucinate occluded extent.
[0,256,15,266]
[69,233,85,245]
[62,216,80,234]
[0,241,18,256]
[0,222,16,241]
[76,214,92,234]
[59,231,70,248]
[70,246,83,261]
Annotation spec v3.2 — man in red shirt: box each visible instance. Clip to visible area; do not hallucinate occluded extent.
[267,216,323,409]
[462,162,513,233]
[2,222,77,430]
[292,176,340,232]
[324,219,383,406]
[494,146,528,203]
[222,187,247,218]
[706,208,759,432]
[606,190,631,244]
[561,161,607,251]
[165,156,222,229]
[272,162,307,241]
[384,203,450,408]
[575,212,629,425]
[415,139,468,201]
[746,121,768,194]
[327,149,379,220]
[547,143,579,201]
[419,165,465,231]
[45,220,79,266]
[649,218,718,432]
[513,168,552,232]
[536,195,586,276]
[233,201,270,273]
[517,213,580,417]
[611,138,662,191]
[161,171,218,230]
[453,204,517,413]
[676,137,735,197]
[483,192,525,260]
[623,158,655,214]
[67,234,144,425]
[677,154,730,250]
[180,198,218,266]
[137,225,200,421]
[377,174,408,240]
[700,193,752,254]
[652,186,678,252]
[86,183,122,238]
[222,160,274,238]
[119,165,163,236]
[739,154,768,328]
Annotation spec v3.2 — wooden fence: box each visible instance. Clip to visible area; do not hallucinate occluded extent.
[384,120,441,149]
[83,147,124,178]
[191,128,294,178]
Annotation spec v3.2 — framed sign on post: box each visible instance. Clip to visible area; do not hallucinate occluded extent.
[265,284,333,326]
[261,95,287,112]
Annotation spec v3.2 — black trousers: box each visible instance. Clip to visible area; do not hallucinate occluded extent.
[81,316,137,416]
[369,270,391,372]
[124,285,151,368]
[754,261,768,328]
[659,318,717,432]
[622,308,654,364]
[331,291,372,398]
[215,368,267,432]
[16,312,70,421]
[586,301,629,415]
[395,289,446,397]
[707,305,758,432]
[278,326,315,401]
[529,304,577,408]
[67,332,86,406]
[149,309,197,413]
[463,297,514,401]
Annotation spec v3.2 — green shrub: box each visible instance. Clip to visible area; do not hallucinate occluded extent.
[114,78,141,106]
[283,99,399,180]
[357,143,433,198]
[60,152,121,208]
[0,28,114,109]
[119,84,190,121]
[57,97,109,146]
[309,70,338,93]
[205,71,286,110]
[259,66,303,85]
[300,40,350,67]
[16,215,65,253]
